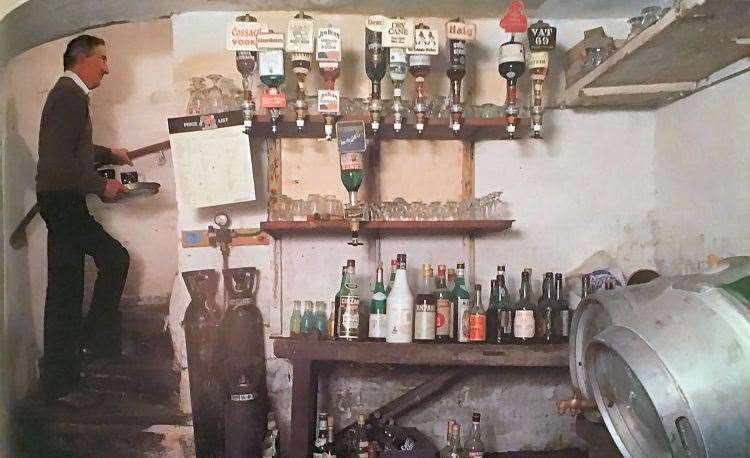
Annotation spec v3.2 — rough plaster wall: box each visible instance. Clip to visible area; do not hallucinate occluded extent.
[653,71,750,274]
[2,19,178,400]
[0,63,8,456]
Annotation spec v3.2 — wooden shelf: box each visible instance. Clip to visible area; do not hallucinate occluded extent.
[563,0,750,108]
[273,337,568,367]
[260,219,514,237]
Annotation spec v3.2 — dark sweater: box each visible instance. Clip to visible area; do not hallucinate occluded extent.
[36,76,114,196]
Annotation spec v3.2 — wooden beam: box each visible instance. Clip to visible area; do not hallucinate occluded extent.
[289,359,318,458]
[267,138,282,198]
[460,141,474,201]
[581,82,696,97]
[179,228,270,248]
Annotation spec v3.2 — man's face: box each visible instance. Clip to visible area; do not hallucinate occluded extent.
[76,44,109,90]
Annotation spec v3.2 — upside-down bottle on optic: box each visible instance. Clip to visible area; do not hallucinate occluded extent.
[386,254,413,343]
[435,265,453,342]
[365,15,388,132]
[513,270,535,343]
[414,264,437,342]
[452,263,471,343]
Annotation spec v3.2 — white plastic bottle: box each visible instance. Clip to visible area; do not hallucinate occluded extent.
[386,253,414,343]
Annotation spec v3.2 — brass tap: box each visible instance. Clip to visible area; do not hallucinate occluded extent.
[556,389,597,416]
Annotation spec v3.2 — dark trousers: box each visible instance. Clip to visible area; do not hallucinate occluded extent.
[37,191,130,399]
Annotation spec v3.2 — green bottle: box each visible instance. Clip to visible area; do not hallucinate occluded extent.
[333,264,349,339]
[451,263,471,343]
[369,263,387,341]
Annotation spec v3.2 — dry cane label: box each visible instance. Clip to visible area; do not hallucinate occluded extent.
[446,21,476,41]
[514,310,535,338]
[469,314,486,341]
[409,27,439,55]
[318,89,340,114]
[340,152,363,171]
[226,21,265,51]
[436,298,451,336]
[383,18,414,48]
[316,27,342,62]
[286,18,315,53]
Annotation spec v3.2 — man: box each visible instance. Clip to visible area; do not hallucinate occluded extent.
[36,34,132,406]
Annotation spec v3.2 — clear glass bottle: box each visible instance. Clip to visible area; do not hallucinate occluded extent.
[338,263,361,341]
[414,264,437,342]
[448,423,466,458]
[365,16,387,132]
[369,263,388,341]
[537,272,555,343]
[553,273,569,342]
[386,253,414,343]
[313,411,329,457]
[513,270,535,343]
[497,267,514,343]
[486,279,500,344]
[290,299,302,335]
[333,264,348,338]
[323,415,337,457]
[446,20,468,134]
[389,46,408,132]
[468,284,486,343]
[301,300,315,333]
[356,414,369,457]
[315,300,328,335]
[439,419,456,458]
[435,265,453,342]
[466,412,484,457]
[452,263,471,343]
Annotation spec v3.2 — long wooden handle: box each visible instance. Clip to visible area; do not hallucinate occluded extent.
[9,139,170,249]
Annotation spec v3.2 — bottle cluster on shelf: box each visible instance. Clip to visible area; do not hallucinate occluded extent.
[288,255,600,344]
[269,192,504,222]
[311,410,486,457]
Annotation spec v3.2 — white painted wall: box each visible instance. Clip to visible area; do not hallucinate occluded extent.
[653,71,750,275]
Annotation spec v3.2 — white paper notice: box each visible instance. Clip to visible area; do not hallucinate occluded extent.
[169,125,255,208]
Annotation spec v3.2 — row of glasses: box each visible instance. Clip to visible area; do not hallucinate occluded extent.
[367,192,504,221]
[268,194,345,222]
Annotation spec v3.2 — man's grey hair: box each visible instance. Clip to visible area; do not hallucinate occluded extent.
[63,34,105,70]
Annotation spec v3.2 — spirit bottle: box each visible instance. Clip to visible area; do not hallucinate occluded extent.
[234,14,259,132]
[486,279,500,344]
[452,263,471,343]
[338,263,361,340]
[389,47,408,133]
[313,412,329,458]
[498,36,526,139]
[315,300,328,336]
[290,299,302,335]
[356,414,369,457]
[287,11,314,131]
[553,273,569,342]
[365,15,388,132]
[327,300,336,339]
[439,420,456,457]
[386,258,397,295]
[414,264,437,342]
[322,415,337,457]
[448,423,466,458]
[409,23,434,134]
[527,20,556,138]
[301,300,315,333]
[446,18,473,134]
[497,267,514,343]
[435,265,453,342]
[317,25,342,140]
[536,272,554,342]
[513,270,535,343]
[466,412,485,457]
[369,263,388,341]
[468,284,486,343]
[336,120,367,245]
[333,264,348,338]
[258,30,287,134]
[386,253,414,343]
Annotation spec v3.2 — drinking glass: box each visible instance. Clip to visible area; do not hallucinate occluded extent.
[429,201,442,221]
[443,201,459,221]
[641,6,662,28]
[393,197,409,221]
[205,74,227,113]
[293,199,309,221]
[325,195,344,220]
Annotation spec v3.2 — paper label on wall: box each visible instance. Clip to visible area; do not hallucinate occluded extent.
[316,26,341,62]
[169,125,255,208]
[446,21,476,41]
[286,18,315,53]
[259,49,284,76]
[383,18,414,48]
[409,26,439,55]
[317,89,340,114]
[257,32,285,50]
[226,21,265,51]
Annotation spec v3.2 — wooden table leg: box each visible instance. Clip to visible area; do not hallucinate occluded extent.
[289,359,317,458]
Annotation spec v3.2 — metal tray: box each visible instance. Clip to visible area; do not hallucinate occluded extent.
[104,181,160,203]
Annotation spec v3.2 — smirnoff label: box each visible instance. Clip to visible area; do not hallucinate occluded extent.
[318,89,340,114]
[414,301,436,340]
[457,298,470,342]
[338,295,359,339]
[383,18,414,48]
[446,21,476,41]
[286,18,315,53]
[316,26,342,62]
[409,25,439,55]
[514,310,535,338]
[226,20,266,51]
[435,298,452,337]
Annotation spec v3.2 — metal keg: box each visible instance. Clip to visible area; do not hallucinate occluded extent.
[579,256,750,457]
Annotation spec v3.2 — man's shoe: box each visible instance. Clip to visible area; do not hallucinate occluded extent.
[50,390,99,409]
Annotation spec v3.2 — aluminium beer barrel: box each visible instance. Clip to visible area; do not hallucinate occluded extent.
[574,256,750,457]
